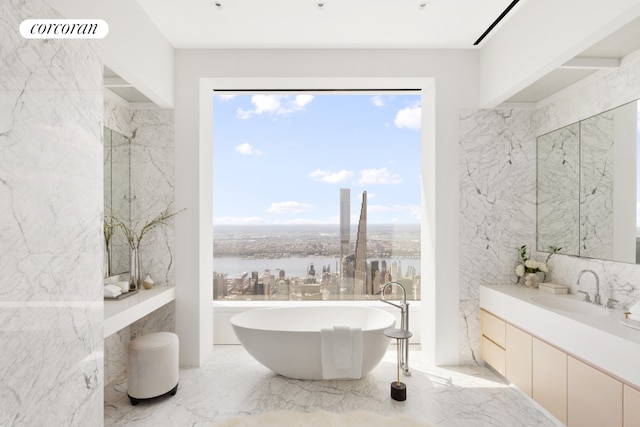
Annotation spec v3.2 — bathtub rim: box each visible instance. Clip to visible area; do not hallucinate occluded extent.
[213,299,422,345]
[229,305,396,333]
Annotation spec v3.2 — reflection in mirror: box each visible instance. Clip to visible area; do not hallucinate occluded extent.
[537,123,580,256]
[104,127,131,276]
[537,101,640,264]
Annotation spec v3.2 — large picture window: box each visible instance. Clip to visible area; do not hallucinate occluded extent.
[212,93,421,301]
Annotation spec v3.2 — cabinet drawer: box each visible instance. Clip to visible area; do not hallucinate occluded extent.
[481,335,506,376]
[481,310,506,348]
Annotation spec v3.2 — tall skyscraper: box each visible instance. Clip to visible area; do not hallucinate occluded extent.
[354,191,368,295]
[340,188,350,295]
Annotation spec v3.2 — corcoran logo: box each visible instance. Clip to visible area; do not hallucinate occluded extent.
[19,19,109,39]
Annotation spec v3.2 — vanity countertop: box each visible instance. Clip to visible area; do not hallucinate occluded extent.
[104,285,175,338]
[480,284,640,388]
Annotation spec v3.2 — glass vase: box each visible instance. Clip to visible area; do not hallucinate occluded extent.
[129,246,140,290]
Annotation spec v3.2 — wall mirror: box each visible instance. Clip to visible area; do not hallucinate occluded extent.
[104,126,131,276]
[537,100,640,264]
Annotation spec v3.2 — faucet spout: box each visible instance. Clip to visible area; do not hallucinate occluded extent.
[576,269,601,305]
[381,281,407,309]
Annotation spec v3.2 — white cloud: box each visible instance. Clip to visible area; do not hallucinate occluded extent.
[358,167,401,185]
[309,169,355,184]
[267,201,313,214]
[214,216,265,225]
[235,143,262,156]
[252,95,281,114]
[294,95,314,108]
[216,94,236,101]
[371,96,385,107]
[236,95,314,119]
[394,105,421,130]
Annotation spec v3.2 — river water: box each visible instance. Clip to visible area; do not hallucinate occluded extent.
[213,256,421,278]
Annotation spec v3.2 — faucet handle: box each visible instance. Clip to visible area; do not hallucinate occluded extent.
[577,290,591,302]
[606,298,618,309]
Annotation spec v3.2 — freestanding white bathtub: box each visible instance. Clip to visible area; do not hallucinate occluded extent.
[230,306,396,380]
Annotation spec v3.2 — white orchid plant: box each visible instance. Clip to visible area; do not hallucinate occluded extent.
[515,245,548,278]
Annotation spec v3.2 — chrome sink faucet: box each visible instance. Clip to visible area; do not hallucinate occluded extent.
[576,269,601,305]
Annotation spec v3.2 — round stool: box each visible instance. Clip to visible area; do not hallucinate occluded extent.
[127,332,179,405]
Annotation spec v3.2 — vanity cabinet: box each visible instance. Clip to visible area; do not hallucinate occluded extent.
[505,324,532,397]
[480,310,506,376]
[532,338,567,424]
[481,308,640,427]
[567,356,622,427]
[624,385,640,427]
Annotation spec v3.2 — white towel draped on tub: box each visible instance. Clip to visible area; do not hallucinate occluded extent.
[320,326,363,379]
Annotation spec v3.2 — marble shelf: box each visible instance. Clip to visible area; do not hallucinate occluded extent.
[104,285,175,338]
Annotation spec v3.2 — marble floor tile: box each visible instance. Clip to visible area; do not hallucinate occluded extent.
[104,345,563,427]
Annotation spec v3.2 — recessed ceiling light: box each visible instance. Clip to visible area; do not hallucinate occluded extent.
[316,1,327,10]
[418,1,430,10]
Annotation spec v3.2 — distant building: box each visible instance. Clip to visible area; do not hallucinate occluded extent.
[339,188,350,295]
[354,191,368,296]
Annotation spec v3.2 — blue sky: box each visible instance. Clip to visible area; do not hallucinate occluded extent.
[212,93,421,225]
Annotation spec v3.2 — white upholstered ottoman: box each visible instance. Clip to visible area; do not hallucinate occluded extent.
[127,332,179,405]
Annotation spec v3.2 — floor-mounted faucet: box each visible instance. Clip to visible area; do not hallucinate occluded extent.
[576,269,601,305]
[380,281,411,375]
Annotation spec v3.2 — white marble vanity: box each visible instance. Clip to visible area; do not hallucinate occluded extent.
[104,285,175,338]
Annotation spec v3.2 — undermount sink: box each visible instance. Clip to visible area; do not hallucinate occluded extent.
[529,294,610,316]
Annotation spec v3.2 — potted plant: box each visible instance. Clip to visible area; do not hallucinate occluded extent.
[515,245,548,288]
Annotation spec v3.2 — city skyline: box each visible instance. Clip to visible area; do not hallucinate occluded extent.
[212,93,421,225]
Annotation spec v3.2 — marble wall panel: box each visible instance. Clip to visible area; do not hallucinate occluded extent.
[130,108,176,286]
[104,92,132,138]
[104,327,130,387]
[0,0,103,424]
[459,108,536,364]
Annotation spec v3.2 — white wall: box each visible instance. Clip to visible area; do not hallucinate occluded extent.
[45,0,175,108]
[612,102,637,263]
[174,48,479,366]
[479,0,640,107]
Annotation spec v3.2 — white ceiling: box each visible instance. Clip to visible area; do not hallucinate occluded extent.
[505,15,640,104]
[135,0,518,49]
[106,0,640,106]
